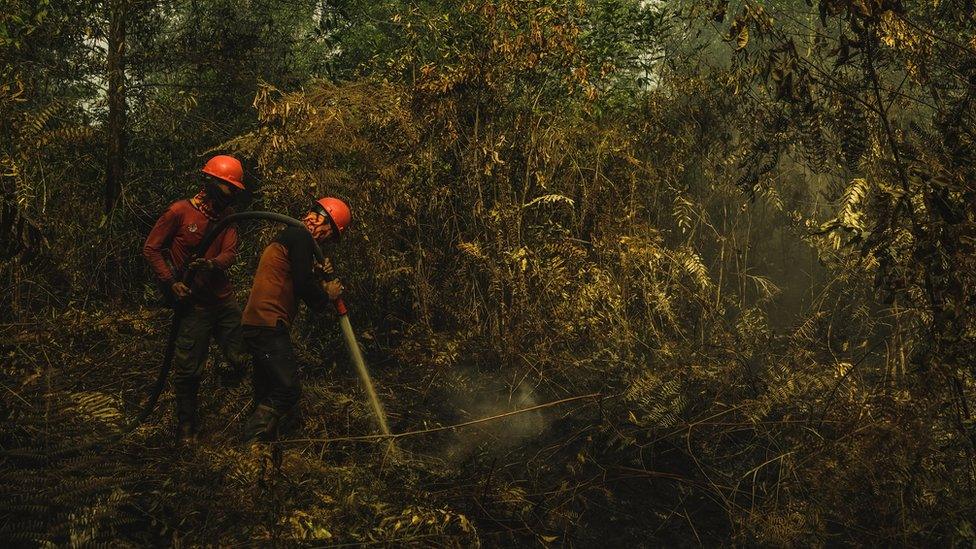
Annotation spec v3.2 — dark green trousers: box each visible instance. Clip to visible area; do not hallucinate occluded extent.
[173,299,246,426]
[242,322,301,441]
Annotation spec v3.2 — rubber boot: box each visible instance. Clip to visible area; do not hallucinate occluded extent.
[175,388,199,446]
[244,404,281,443]
[251,367,270,411]
[176,421,197,446]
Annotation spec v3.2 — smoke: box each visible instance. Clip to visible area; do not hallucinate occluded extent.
[435,370,549,463]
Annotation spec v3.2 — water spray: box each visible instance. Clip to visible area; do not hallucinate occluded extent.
[328,292,392,438]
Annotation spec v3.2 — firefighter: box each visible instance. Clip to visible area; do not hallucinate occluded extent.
[143,154,247,444]
[241,197,351,442]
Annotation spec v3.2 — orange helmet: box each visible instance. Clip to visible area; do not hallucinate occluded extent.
[314,197,351,236]
[202,155,245,190]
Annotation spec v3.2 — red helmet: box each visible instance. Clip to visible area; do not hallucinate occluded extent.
[314,197,351,236]
[202,155,245,190]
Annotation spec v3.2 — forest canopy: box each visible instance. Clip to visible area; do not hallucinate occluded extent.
[1,0,975,545]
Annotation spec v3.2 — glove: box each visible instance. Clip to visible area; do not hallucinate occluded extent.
[314,258,336,278]
[322,279,342,301]
[171,281,192,299]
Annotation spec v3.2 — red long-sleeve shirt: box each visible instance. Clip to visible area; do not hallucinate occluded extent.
[143,200,238,304]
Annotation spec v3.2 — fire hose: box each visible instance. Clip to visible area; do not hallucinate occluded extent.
[2,211,389,460]
[192,212,391,438]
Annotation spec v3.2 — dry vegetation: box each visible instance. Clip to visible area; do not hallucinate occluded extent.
[1,0,975,546]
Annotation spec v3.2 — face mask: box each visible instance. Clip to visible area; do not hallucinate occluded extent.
[205,181,235,210]
[303,211,333,242]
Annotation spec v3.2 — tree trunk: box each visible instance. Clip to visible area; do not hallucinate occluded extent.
[105,0,127,215]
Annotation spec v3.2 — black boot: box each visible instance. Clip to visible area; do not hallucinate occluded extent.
[244,404,281,442]
[175,388,199,445]
[176,421,197,445]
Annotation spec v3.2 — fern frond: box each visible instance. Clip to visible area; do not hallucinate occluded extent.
[673,195,695,234]
[34,126,96,149]
[67,392,123,428]
[797,104,827,173]
[51,477,124,506]
[19,100,65,138]
[748,274,781,301]
[759,184,784,212]
[837,178,870,227]
[625,374,686,429]
[814,178,871,247]
[676,247,713,291]
[838,96,868,170]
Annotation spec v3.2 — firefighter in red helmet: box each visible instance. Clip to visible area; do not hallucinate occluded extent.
[143,154,248,445]
[241,197,351,442]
